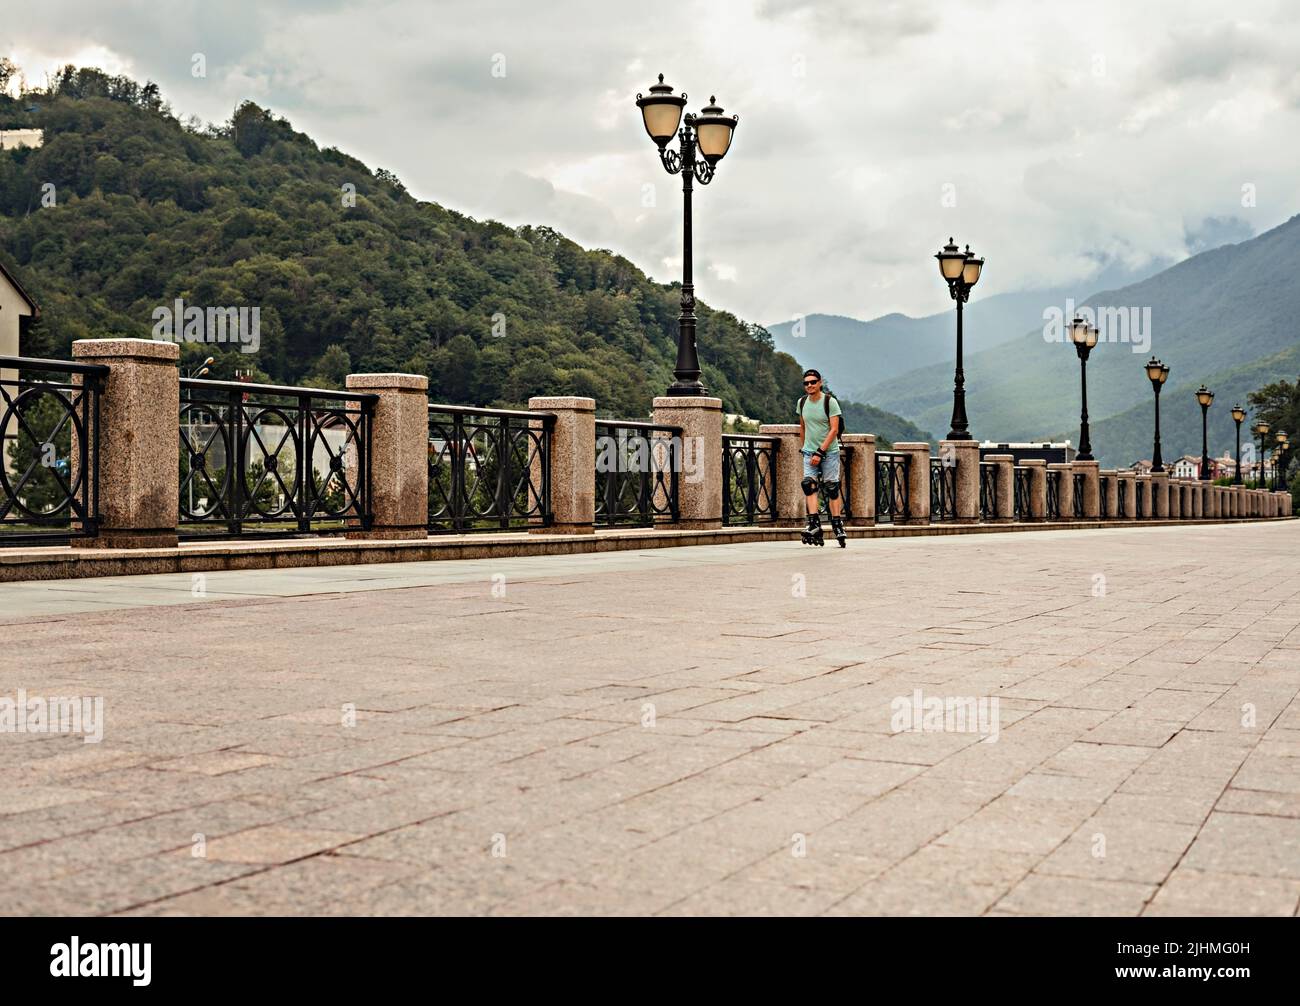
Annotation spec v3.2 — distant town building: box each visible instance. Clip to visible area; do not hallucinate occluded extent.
[978,441,1077,464]
[1130,460,1153,474]
[0,128,44,151]
[1209,452,1236,480]
[0,261,41,467]
[1171,455,1201,479]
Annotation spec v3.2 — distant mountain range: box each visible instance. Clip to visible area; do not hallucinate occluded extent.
[766,259,1166,399]
[779,216,1300,467]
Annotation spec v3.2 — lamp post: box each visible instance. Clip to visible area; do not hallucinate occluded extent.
[1231,404,1246,484]
[1145,357,1170,472]
[1252,419,1269,489]
[1195,385,1214,480]
[636,75,738,396]
[1069,316,1099,461]
[1275,430,1288,492]
[935,239,984,440]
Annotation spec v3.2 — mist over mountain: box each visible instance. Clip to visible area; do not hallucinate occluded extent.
[765,258,1168,399]
[855,216,1300,466]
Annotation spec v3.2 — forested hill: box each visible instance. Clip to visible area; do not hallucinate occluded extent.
[0,65,923,438]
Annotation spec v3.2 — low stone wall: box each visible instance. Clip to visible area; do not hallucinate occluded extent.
[2,339,1293,563]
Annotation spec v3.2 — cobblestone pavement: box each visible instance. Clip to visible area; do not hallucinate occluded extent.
[2,521,1298,916]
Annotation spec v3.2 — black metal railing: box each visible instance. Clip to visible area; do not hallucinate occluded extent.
[428,405,553,533]
[180,378,375,537]
[876,451,909,522]
[979,462,998,521]
[1072,471,1085,518]
[1013,466,1032,520]
[1046,468,1062,519]
[0,356,107,543]
[723,434,777,525]
[1099,475,1111,518]
[594,420,679,527]
[930,456,956,520]
[1117,477,1128,517]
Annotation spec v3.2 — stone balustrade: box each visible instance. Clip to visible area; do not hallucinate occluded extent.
[1,341,1291,551]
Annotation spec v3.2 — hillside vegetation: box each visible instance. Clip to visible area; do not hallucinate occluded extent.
[0,64,921,440]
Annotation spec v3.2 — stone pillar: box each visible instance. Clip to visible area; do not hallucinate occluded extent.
[841,433,876,526]
[1169,479,1182,518]
[986,453,1014,523]
[1022,458,1047,522]
[943,440,980,524]
[1192,483,1203,519]
[1074,460,1100,519]
[1101,469,1119,519]
[1048,462,1073,520]
[1150,471,1169,518]
[1136,475,1152,520]
[1117,471,1136,519]
[652,396,722,529]
[758,424,804,526]
[72,338,179,548]
[342,374,429,539]
[1230,486,1242,518]
[1206,485,1218,519]
[894,442,931,524]
[528,396,595,534]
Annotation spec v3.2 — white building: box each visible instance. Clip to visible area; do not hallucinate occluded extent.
[0,128,44,151]
[0,261,40,470]
[1171,455,1200,479]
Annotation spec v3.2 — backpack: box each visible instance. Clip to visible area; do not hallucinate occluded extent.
[799,393,845,446]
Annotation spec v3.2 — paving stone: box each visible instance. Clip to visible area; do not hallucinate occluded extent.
[1,523,1295,915]
[1143,868,1300,916]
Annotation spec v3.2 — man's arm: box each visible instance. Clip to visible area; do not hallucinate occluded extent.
[816,415,839,456]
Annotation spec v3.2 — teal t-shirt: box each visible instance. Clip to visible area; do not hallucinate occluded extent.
[799,394,841,453]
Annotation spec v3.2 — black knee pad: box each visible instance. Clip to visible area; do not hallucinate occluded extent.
[823,480,841,500]
[801,476,819,496]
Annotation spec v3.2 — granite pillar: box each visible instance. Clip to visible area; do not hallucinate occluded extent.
[529,396,595,534]
[72,338,179,548]
[652,396,722,529]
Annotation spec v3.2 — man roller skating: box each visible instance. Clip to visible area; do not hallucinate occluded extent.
[798,369,846,548]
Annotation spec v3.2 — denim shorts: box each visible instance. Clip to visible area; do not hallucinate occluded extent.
[802,448,840,482]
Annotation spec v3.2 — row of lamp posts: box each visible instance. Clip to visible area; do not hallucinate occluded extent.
[635,78,1289,496]
[934,242,1289,493]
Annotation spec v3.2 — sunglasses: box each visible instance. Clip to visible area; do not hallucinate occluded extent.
[803,379,819,386]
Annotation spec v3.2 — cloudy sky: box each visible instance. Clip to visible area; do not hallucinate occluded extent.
[5,0,1299,326]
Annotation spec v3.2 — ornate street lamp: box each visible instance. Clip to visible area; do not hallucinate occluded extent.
[1069,316,1099,461]
[1252,419,1270,488]
[935,239,984,440]
[1231,404,1246,485]
[636,75,738,396]
[1145,357,1170,472]
[1195,386,1214,480]
[1275,430,1289,492]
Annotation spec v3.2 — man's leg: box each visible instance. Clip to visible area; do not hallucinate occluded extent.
[823,452,843,516]
[801,454,823,544]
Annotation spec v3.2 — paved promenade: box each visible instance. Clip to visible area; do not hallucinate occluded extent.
[2,521,1297,916]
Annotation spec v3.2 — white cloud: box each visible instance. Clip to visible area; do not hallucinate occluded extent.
[4,0,1299,327]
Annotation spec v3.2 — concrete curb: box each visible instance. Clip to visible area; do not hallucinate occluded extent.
[0,516,1292,584]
